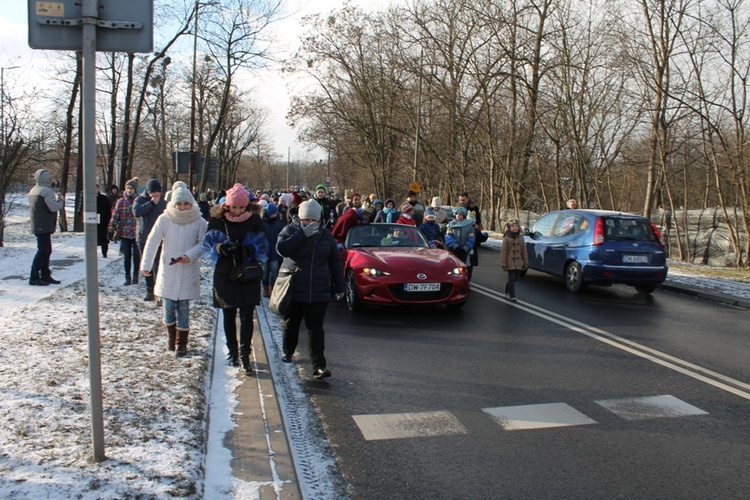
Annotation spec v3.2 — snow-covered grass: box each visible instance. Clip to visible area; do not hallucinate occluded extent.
[0,198,223,498]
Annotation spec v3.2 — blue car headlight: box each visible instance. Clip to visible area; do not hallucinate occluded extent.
[362,268,390,278]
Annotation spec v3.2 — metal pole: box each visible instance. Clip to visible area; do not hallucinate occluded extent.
[82,0,106,462]
[189,1,199,192]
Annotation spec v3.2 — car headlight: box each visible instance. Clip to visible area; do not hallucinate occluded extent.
[362,268,390,277]
[448,267,466,276]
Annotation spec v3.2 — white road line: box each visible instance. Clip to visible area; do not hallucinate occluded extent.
[471,284,750,401]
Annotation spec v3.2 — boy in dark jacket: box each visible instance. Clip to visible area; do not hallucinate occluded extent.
[28,169,65,286]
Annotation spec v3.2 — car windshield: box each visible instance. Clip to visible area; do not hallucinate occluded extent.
[603,218,656,242]
[346,224,430,248]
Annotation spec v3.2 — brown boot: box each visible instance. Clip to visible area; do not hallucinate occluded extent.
[263,285,270,297]
[166,324,177,351]
[176,330,189,357]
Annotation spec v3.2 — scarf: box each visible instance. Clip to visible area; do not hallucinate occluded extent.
[383,207,396,223]
[165,204,202,224]
[225,211,252,223]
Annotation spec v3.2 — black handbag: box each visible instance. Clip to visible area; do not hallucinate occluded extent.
[225,222,264,284]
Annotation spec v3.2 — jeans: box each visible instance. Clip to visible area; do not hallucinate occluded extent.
[262,259,280,288]
[163,298,190,330]
[140,242,161,292]
[223,306,255,357]
[120,238,140,279]
[282,301,329,370]
[30,232,52,280]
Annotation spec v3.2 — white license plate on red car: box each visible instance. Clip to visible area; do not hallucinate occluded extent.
[622,254,649,263]
[404,282,441,292]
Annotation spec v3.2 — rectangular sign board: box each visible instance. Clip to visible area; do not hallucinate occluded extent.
[28,0,153,52]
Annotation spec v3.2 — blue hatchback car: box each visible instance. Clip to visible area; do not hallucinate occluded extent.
[525,210,668,294]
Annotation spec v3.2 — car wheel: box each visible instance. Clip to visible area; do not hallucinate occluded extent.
[635,284,656,294]
[564,262,585,293]
[346,270,363,312]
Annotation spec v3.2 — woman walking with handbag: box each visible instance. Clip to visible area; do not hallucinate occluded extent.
[276,200,345,380]
[203,183,268,375]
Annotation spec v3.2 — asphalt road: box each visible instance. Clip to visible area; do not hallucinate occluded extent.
[293,249,750,499]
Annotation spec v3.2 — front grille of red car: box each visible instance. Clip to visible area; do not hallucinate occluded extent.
[388,283,453,301]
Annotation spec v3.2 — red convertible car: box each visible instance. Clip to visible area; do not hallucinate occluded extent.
[340,223,470,311]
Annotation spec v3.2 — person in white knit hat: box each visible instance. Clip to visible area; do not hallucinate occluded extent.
[275,199,345,380]
[430,196,448,225]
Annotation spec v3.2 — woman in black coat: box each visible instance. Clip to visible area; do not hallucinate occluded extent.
[96,185,112,257]
[276,200,345,380]
[203,183,267,375]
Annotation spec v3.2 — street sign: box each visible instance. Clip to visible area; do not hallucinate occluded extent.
[28,0,153,52]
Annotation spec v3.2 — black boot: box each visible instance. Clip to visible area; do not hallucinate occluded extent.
[124,275,132,286]
[241,355,252,375]
[227,347,239,367]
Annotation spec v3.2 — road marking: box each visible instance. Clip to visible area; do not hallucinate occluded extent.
[595,394,708,421]
[353,410,468,441]
[482,402,597,431]
[471,284,750,402]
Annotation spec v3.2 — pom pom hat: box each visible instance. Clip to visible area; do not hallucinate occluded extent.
[171,186,195,206]
[225,183,250,207]
[400,202,414,215]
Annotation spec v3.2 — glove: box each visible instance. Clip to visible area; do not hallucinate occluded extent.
[302,221,320,237]
[218,241,238,256]
[335,292,345,301]
[243,244,256,257]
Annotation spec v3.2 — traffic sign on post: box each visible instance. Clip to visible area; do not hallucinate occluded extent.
[28,0,153,52]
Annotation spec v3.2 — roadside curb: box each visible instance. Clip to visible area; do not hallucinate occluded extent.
[659,282,750,309]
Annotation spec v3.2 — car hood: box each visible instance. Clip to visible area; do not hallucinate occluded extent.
[350,247,461,271]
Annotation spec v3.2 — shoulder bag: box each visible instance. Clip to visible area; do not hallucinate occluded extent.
[269,267,299,315]
[226,222,264,284]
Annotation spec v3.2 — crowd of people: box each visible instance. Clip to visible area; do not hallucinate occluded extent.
[27,172,521,379]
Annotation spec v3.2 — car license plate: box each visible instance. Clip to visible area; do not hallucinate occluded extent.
[622,254,649,263]
[404,282,440,292]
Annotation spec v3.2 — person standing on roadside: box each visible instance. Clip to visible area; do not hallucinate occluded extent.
[28,169,65,286]
[141,187,208,357]
[276,200,345,380]
[261,203,283,297]
[134,178,167,301]
[203,183,268,375]
[106,184,119,207]
[457,191,484,270]
[405,190,426,226]
[108,179,140,285]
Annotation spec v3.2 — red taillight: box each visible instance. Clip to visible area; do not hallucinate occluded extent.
[594,217,605,245]
[650,222,666,247]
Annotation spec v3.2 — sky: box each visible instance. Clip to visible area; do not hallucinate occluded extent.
[0,0,393,162]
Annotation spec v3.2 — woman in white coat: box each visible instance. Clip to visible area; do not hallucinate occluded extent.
[141,186,207,356]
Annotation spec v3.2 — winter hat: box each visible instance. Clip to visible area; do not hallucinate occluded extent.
[171,186,195,206]
[146,178,162,194]
[455,206,468,217]
[199,193,208,202]
[407,190,417,197]
[431,197,442,208]
[425,207,436,220]
[316,184,327,191]
[373,199,383,209]
[125,179,138,190]
[265,203,279,216]
[258,199,268,208]
[298,200,321,220]
[400,202,414,215]
[225,183,250,207]
[172,181,188,191]
[291,191,303,205]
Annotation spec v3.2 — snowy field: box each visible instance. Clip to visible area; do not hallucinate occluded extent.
[0,196,249,499]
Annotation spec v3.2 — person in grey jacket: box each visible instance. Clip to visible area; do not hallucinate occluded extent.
[28,169,65,286]
[276,199,345,380]
[133,178,167,301]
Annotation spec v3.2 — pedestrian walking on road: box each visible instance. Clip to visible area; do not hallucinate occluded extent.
[133,178,167,301]
[500,219,528,302]
[108,179,140,285]
[276,200,345,380]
